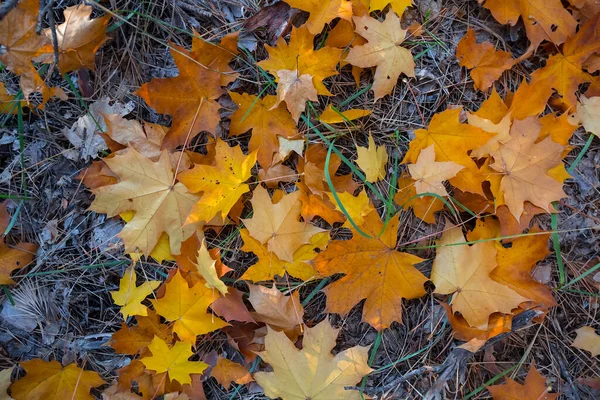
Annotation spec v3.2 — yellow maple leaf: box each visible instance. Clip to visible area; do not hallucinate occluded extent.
[283,0,352,35]
[345,11,415,100]
[243,187,325,263]
[431,221,528,329]
[141,336,208,385]
[254,319,372,400]
[407,145,464,197]
[571,326,600,357]
[178,138,257,225]
[355,134,388,182]
[314,212,428,330]
[152,269,228,343]
[192,239,228,296]
[327,189,374,229]
[89,148,200,256]
[273,69,318,123]
[319,105,371,124]
[9,360,105,400]
[111,266,160,319]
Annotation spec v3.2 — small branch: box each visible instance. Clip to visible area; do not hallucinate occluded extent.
[0,0,19,21]
[36,0,60,68]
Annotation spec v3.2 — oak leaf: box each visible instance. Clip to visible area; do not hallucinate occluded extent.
[258,26,342,96]
[9,360,106,400]
[229,92,298,169]
[283,0,352,35]
[248,283,305,341]
[0,203,38,285]
[488,117,567,220]
[89,148,200,256]
[370,0,412,15]
[111,267,160,319]
[177,139,257,225]
[568,95,600,138]
[407,145,464,197]
[572,326,600,357]
[479,0,576,49]
[273,69,318,123]
[456,28,514,91]
[152,270,228,343]
[243,186,325,263]
[431,221,528,329]
[254,319,372,400]
[141,336,208,385]
[345,11,415,100]
[355,134,388,182]
[135,44,224,149]
[403,108,492,195]
[210,357,253,388]
[49,4,110,73]
[319,105,371,124]
[109,309,171,355]
[315,211,428,330]
[487,364,559,400]
[240,229,328,282]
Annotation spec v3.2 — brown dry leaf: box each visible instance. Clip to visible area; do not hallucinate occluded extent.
[49,4,110,73]
[0,202,38,285]
[345,11,415,100]
[9,360,106,400]
[89,148,200,256]
[431,220,528,329]
[229,92,298,169]
[243,187,325,263]
[101,384,142,400]
[258,163,298,188]
[479,0,576,49]
[403,108,492,195]
[225,323,267,363]
[456,28,514,91]
[355,134,388,182]
[248,283,304,341]
[254,319,372,400]
[395,175,444,224]
[102,114,166,160]
[273,69,318,123]
[258,26,342,97]
[407,145,464,197]
[572,326,600,357]
[529,14,600,107]
[135,43,224,149]
[568,95,600,138]
[210,357,253,388]
[315,212,428,330]
[488,117,567,220]
[211,288,256,324]
[109,310,171,355]
[283,0,352,35]
[487,364,559,400]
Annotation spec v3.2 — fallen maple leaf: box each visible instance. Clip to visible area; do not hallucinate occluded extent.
[431,220,528,329]
[0,202,38,285]
[102,113,166,160]
[0,82,24,114]
[190,239,228,295]
[273,69,318,122]
[370,0,412,15]
[9,359,106,400]
[210,357,253,388]
[135,43,224,149]
[403,108,492,195]
[479,0,576,49]
[141,336,208,385]
[228,92,298,169]
[345,11,415,100]
[327,189,374,229]
[190,31,239,87]
[49,4,110,73]
[152,269,228,343]
[210,288,256,324]
[243,186,325,263]
[89,148,200,256]
[283,0,352,35]
[441,303,512,342]
[177,139,257,226]
[258,26,342,97]
[319,105,371,124]
[529,13,600,107]
[456,28,514,91]
[395,175,444,223]
[468,113,512,158]
[254,319,372,400]
[572,326,600,357]
[487,364,559,400]
[315,211,428,330]
[568,95,600,138]
[407,145,464,197]
[109,309,171,355]
[101,384,142,400]
[111,267,160,319]
[248,283,305,341]
[488,117,567,220]
[355,134,388,182]
[240,228,328,282]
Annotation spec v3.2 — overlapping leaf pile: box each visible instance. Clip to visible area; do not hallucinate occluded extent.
[1,0,600,399]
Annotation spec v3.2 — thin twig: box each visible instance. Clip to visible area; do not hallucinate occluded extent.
[0,0,19,21]
[37,0,60,67]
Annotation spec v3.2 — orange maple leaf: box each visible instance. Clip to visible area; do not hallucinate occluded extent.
[0,202,38,285]
[109,309,172,355]
[283,0,352,35]
[210,357,253,388]
[487,364,559,400]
